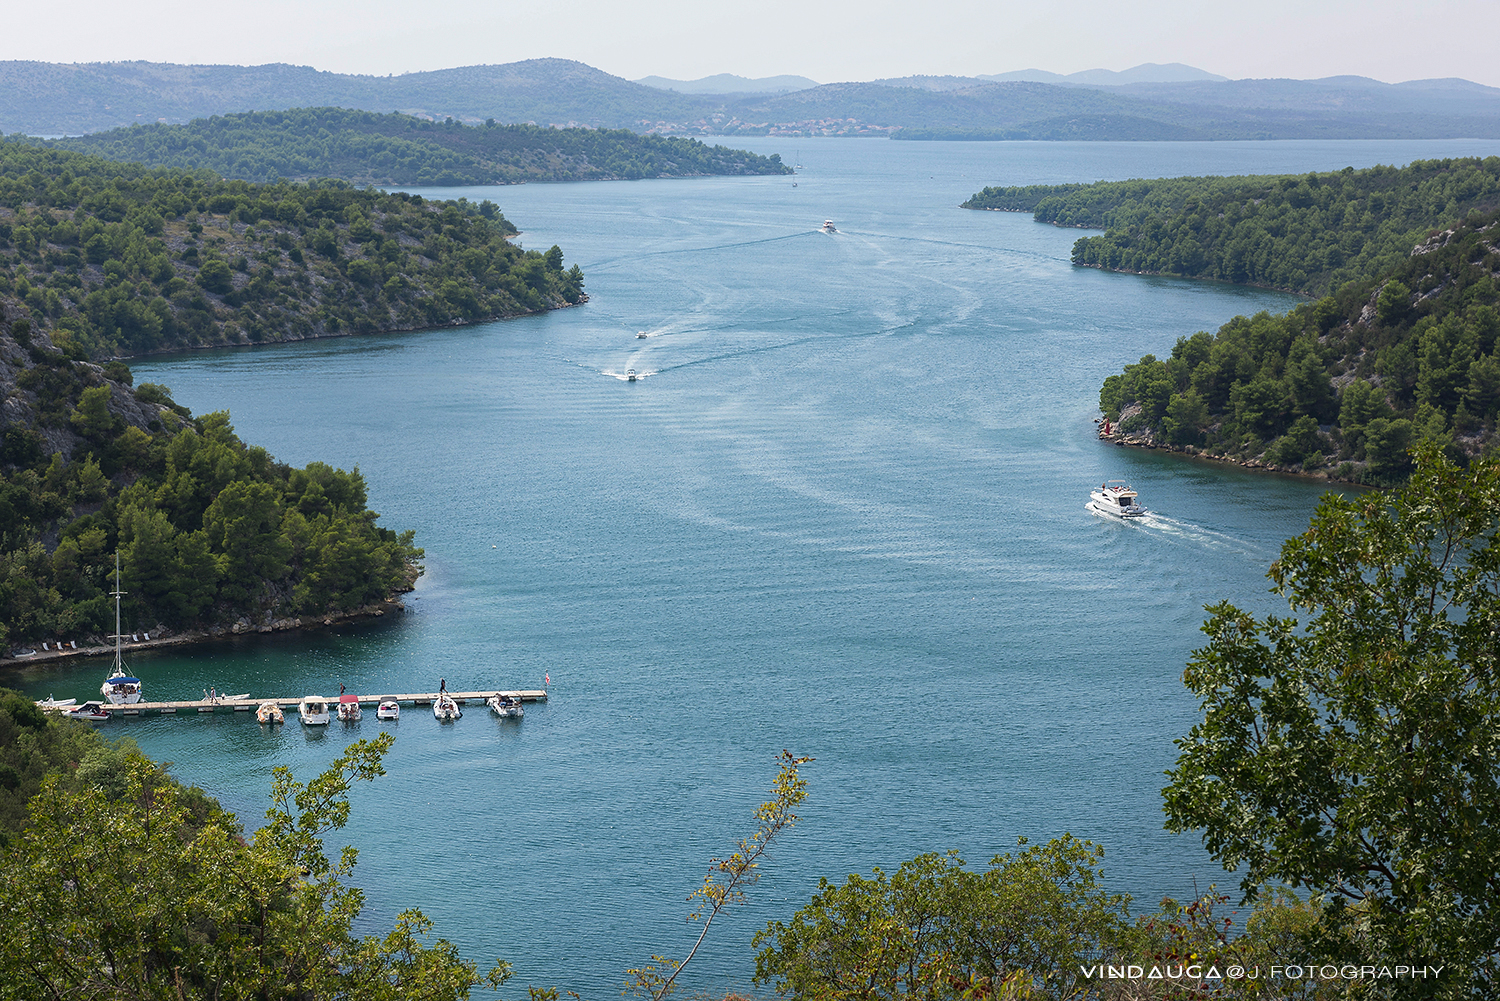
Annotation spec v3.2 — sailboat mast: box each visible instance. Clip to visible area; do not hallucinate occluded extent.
[111,551,125,670]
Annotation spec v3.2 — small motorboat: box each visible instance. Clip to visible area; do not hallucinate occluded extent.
[433,693,462,720]
[221,692,251,702]
[487,692,524,719]
[626,368,637,382]
[64,701,111,722]
[822,219,837,233]
[256,701,284,725]
[35,695,77,710]
[299,696,330,726]
[1088,480,1147,519]
[636,330,648,339]
[337,686,362,722]
[376,700,401,720]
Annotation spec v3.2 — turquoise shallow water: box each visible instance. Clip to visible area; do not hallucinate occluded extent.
[14,137,1500,995]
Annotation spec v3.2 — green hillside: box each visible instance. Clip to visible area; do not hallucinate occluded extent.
[42,108,791,185]
[1097,207,1500,483]
[0,139,584,360]
[965,157,1500,296]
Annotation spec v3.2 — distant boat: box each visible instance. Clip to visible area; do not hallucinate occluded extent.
[101,554,142,705]
[256,701,284,725]
[822,220,837,233]
[626,368,638,382]
[377,700,401,720]
[637,330,648,339]
[299,696,330,726]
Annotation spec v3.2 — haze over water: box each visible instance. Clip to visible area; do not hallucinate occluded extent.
[16,137,1500,995]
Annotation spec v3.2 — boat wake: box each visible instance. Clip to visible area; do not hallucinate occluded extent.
[1121,511,1271,559]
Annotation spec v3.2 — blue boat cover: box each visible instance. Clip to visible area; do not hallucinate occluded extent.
[108,678,141,685]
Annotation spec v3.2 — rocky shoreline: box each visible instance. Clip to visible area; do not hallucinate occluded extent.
[0,597,406,671]
[1096,403,1360,484]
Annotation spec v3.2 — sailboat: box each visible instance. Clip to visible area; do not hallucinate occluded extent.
[100,553,143,705]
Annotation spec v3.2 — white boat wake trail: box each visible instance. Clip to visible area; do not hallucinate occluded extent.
[1133,513,1273,560]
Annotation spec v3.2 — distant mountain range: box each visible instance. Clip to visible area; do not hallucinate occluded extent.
[2,57,1498,142]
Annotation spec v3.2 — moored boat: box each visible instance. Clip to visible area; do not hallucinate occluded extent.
[256,701,284,725]
[1087,480,1147,519]
[35,695,77,710]
[65,701,111,722]
[101,554,143,705]
[337,685,362,722]
[299,696,330,726]
[432,679,462,720]
[487,692,524,719]
[376,700,400,720]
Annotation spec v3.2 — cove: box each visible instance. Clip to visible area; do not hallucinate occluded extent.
[17,137,1500,996]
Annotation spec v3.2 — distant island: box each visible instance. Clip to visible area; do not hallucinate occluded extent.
[0,139,585,360]
[36,108,792,186]
[3,58,1499,142]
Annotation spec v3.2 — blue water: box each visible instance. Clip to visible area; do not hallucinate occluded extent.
[15,138,1500,995]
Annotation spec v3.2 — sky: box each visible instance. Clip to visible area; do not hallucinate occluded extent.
[4,0,1499,89]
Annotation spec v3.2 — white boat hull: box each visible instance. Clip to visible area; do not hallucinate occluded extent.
[1087,498,1146,519]
[376,702,400,720]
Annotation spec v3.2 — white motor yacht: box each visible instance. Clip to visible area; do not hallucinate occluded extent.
[376,700,401,720]
[1088,480,1147,519]
[299,696,331,726]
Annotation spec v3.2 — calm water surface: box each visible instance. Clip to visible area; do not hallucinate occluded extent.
[16,138,1500,994]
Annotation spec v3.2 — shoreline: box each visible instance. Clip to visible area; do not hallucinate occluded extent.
[1098,426,1364,486]
[111,296,588,363]
[0,597,406,672]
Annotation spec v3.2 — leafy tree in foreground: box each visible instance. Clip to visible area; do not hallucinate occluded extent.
[1164,445,1500,996]
[0,732,509,999]
[752,835,1129,1000]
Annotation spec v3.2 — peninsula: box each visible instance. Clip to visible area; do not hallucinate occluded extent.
[0,139,585,361]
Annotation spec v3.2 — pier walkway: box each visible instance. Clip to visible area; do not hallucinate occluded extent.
[87,690,548,715]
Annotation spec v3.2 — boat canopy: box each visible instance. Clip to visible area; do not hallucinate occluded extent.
[339,693,359,703]
[106,678,142,686]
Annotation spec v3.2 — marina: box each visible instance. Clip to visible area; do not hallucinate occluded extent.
[46,689,548,716]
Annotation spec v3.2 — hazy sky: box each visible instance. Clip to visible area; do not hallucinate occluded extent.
[5,0,1498,88]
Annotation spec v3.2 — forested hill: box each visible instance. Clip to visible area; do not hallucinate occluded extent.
[40,109,791,185]
[964,157,1500,296]
[0,140,584,360]
[1096,208,1500,485]
[0,314,423,647]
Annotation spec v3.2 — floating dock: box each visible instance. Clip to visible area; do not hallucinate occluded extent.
[80,690,548,716]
